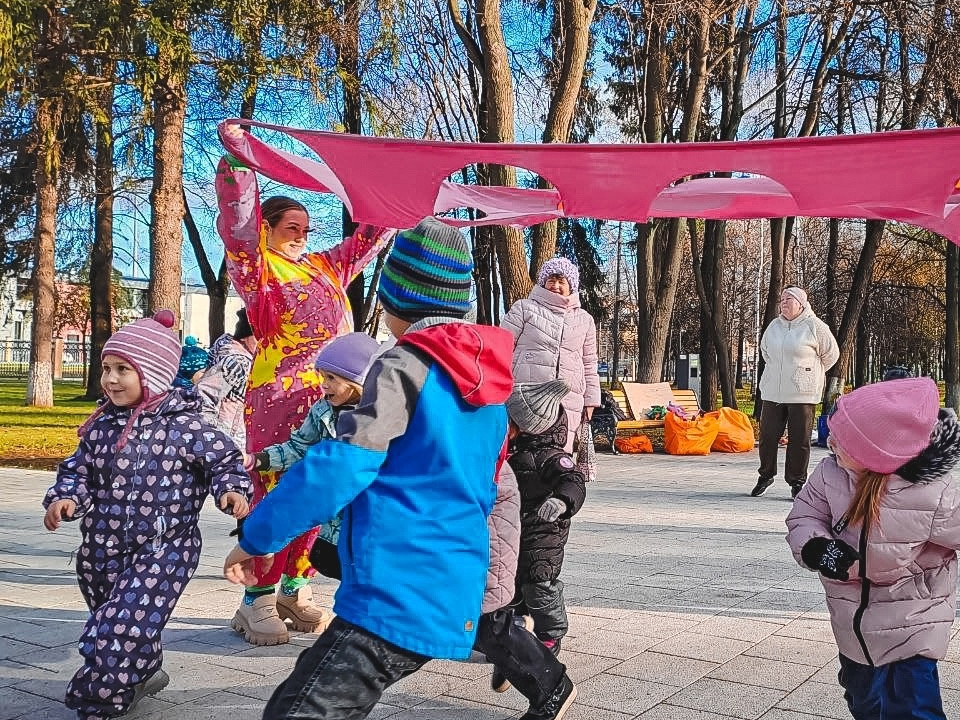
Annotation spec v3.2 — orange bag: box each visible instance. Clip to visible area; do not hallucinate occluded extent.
[663,411,719,455]
[708,407,755,453]
[615,435,653,454]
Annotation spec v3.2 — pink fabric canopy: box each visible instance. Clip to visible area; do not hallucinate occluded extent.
[218,120,960,243]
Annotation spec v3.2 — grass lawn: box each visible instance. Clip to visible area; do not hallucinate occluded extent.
[0,378,98,470]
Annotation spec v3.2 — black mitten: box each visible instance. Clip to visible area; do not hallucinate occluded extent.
[801,536,860,580]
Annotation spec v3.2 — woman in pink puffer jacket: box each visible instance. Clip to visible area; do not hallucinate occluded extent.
[501,257,600,452]
[786,377,960,720]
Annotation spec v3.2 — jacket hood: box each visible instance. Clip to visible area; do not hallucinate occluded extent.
[397,321,514,406]
[894,408,960,484]
[510,408,569,452]
[529,284,581,311]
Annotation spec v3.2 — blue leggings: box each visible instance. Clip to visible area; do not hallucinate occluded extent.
[838,654,946,720]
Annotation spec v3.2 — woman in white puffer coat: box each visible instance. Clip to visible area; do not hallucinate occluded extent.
[501,257,601,452]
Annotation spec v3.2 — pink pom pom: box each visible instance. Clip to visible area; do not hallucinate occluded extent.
[153,309,176,328]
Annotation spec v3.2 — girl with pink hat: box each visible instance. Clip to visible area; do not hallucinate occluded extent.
[786,377,960,719]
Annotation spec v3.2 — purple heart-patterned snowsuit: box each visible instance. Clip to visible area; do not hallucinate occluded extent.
[43,389,251,720]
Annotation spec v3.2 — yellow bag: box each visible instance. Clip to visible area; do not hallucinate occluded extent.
[614,435,653,454]
[664,411,719,456]
[708,407,755,453]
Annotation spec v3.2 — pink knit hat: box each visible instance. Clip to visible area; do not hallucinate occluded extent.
[828,377,940,474]
[102,309,181,402]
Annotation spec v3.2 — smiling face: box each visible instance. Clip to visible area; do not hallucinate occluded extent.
[101,354,143,407]
[264,209,311,261]
[320,371,362,407]
[544,274,571,296]
[779,291,803,320]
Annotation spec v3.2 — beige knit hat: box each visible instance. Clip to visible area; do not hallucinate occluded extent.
[506,379,570,435]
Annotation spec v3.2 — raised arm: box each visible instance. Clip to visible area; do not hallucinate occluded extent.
[215,153,266,304]
[321,224,395,288]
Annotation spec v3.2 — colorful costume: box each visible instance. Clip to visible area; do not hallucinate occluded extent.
[215,155,391,584]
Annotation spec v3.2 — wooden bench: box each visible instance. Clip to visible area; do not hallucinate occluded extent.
[609,382,702,433]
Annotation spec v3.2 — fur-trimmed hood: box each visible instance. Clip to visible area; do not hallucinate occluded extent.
[895,408,960,484]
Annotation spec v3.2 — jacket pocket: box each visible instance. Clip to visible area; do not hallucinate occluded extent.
[792,366,817,395]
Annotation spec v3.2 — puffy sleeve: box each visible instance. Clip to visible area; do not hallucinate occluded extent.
[815,319,840,371]
[320,225,395,288]
[581,312,601,407]
[237,346,430,556]
[43,439,95,518]
[785,460,839,569]
[500,300,526,342]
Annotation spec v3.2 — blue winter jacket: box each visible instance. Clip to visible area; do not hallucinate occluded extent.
[239,319,515,659]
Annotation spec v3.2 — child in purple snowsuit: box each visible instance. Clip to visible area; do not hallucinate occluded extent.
[42,310,252,720]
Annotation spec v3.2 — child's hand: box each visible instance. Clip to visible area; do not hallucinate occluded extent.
[224,544,273,585]
[220,492,250,519]
[536,497,567,523]
[801,537,860,580]
[243,453,256,472]
[43,499,77,531]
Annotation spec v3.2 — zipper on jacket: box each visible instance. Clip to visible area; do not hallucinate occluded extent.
[851,524,874,667]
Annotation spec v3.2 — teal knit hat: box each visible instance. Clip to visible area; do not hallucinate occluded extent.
[377,218,473,321]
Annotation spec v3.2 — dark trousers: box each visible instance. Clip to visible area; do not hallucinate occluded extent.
[757,401,815,487]
[838,654,946,720]
[474,608,566,707]
[263,616,428,720]
[68,529,200,719]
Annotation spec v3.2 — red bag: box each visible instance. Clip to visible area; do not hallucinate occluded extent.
[664,412,719,456]
[708,407,755,453]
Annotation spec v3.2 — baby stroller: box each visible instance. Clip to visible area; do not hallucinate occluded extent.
[591,389,628,454]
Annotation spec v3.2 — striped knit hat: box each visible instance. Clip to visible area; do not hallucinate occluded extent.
[377,217,473,321]
[102,309,181,402]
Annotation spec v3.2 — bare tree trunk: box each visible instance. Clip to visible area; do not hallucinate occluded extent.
[528,0,598,272]
[854,295,869,387]
[473,225,495,324]
[945,242,959,412]
[209,261,230,340]
[472,0,528,305]
[690,220,737,410]
[635,219,684,382]
[822,220,885,408]
[336,0,367,328]
[27,96,60,408]
[87,67,115,399]
[149,67,186,324]
[26,4,63,408]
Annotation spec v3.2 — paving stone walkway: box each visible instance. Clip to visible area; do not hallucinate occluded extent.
[3,449,960,720]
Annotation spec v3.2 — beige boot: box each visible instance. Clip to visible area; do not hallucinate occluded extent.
[276,586,333,633]
[231,594,289,646]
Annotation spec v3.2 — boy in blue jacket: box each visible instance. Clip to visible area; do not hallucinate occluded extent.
[223,218,515,720]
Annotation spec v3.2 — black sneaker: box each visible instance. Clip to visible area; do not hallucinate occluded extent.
[519,674,577,720]
[790,484,804,500]
[750,477,775,497]
[491,666,510,693]
[126,668,170,714]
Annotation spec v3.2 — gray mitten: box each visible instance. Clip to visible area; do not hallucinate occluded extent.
[537,497,567,523]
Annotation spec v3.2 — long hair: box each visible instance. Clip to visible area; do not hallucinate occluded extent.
[845,470,889,531]
[261,196,307,227]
